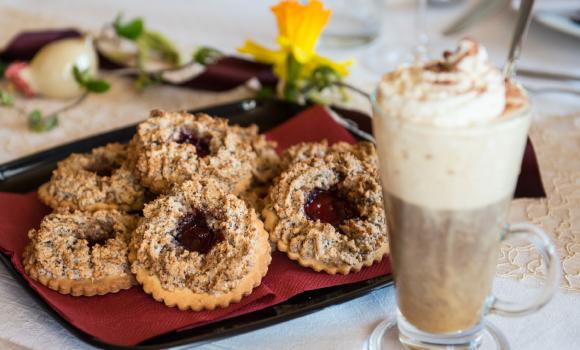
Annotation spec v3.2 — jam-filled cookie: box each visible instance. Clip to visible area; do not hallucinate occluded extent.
[128,110,274,194]
[263,142,388,274]
[23,210,138,296]
[129,176,271,311]
[38,143,146,212]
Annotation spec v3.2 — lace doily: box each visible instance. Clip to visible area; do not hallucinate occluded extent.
[499,114,580,292]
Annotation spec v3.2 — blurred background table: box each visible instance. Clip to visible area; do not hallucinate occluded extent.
[0,0,579,349]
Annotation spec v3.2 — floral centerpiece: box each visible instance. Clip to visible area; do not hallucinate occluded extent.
[239,0,352,103]
[0,0,353,133]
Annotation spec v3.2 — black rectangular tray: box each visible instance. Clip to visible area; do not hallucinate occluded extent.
[0,97,392,349]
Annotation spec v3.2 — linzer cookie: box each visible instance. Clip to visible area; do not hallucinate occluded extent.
[129,176,271,311]
[127,110,276,194]
[38,143,146,212]
[263,142,388,274]
[23,210,138,296]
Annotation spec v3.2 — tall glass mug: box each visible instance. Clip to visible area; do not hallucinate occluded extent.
[370,90,561,349]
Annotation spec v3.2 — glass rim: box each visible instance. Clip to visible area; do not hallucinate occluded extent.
[371,89,533,134]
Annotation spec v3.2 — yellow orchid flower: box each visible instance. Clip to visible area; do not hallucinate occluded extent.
[238,0,352,102]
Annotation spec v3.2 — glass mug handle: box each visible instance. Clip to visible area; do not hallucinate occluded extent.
[489,223,562,317]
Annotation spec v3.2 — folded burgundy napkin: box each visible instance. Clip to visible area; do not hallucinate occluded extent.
[0,29,277,92]
[0,105,390,346]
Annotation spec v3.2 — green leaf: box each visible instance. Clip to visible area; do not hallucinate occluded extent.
[85,80,111,93]
[137,31,181,66]
[310,65,341,90]
[72,65,90,85]
[113,14,144,40]
[72,66,110,93]
[193,47,223,66]
[28,110,42,123]
[28,110,58,133]
[0,90,14,107]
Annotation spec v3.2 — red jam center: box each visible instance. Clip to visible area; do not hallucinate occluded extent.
[175,129,211,158]
[304,188,358,228]
[176,210,223,254]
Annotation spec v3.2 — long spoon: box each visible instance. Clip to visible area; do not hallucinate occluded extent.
[503,0,536,79]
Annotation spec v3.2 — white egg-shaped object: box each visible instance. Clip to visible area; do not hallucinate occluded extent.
[28,36,98,99]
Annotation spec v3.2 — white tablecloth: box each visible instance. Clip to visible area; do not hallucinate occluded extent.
[0,1,579,349]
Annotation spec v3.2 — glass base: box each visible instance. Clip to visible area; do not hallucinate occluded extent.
[367,314,509,350]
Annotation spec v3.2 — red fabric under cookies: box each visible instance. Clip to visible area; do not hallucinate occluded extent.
[0,105,391,346]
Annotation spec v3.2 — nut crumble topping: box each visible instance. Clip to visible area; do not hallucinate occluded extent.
[130,176,268,293]
[264,142,388,271]
[128,110,277,195]
[39,143,146,211]
[25,210,138,280]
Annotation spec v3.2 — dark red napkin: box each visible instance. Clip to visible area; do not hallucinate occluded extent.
[0,29,277,92]
[0,106,390,346]
[266,105,356,152]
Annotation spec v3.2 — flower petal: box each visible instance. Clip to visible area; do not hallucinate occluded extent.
[272,0,330,58]
[237,40,285,65]
[305,54,353,77]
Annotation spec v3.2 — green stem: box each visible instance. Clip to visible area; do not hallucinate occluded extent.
[46,92,89,119]
[283,54,303,102]
[332,81,370,99]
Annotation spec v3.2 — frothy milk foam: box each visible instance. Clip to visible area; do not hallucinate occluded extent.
[373,39,531,333]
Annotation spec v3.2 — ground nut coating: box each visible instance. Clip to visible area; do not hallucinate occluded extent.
[264,142,388,274]
[39,143,146,211]
[128,110,274,194]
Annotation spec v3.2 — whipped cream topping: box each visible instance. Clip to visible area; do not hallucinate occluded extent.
[377,39,507,128]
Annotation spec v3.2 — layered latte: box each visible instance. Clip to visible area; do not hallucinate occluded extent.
[373,39,531,333]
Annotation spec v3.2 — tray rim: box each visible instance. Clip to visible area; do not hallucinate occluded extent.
[0,97,393,349]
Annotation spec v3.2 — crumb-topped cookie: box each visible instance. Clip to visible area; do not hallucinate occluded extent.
[23,210,138,296]
[129,176,271,310]
[128,110,274,194]
[238,183,270,214]
[38,143,146,212]
[233,124,281,183]
[281,140,377,170]
[263,142,388,274]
